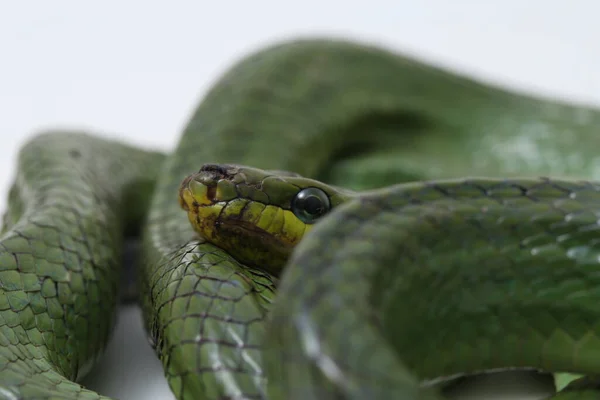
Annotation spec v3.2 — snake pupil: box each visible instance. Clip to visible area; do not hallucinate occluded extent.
[304,196,323,215]
[292,187,331,224]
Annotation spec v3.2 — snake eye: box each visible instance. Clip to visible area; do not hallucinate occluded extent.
[291,187,331,224]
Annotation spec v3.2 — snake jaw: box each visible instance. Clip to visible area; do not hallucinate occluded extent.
[179,181,298,275]
[180,193,293,275]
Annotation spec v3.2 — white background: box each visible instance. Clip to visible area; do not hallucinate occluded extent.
[1,1,599,399]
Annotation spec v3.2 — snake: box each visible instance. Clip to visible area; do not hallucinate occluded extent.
[1,37,600,400]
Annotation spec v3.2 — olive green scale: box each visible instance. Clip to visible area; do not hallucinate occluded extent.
[1,38,600,399]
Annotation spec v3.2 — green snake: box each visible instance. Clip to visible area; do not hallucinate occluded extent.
[1,37,600,400]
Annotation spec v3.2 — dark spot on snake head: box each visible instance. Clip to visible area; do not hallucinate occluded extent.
[199,163,230,177]
[196,164,238,185]
[206,186,217,201]
[69,149,81,159]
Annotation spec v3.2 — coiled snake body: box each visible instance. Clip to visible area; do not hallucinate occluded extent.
[1,38,600,399]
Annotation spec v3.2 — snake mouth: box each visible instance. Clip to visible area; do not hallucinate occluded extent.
[218,218,287,246]
[207,216,293,274]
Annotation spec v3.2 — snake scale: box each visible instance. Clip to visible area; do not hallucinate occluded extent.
[1,37,600,400]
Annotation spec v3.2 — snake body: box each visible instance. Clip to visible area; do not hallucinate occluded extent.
[1,38,600,399]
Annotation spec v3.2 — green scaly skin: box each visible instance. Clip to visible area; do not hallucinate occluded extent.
[0,133,163,399]
[1,38,600,399]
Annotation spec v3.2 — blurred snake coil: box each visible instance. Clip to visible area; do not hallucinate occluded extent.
[2,37,600,400]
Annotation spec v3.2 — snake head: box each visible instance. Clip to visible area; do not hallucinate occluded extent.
[178,163,350,275]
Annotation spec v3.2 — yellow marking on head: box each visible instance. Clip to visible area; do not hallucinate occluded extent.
[223,198,246,216]
[190,201,224,241]
[179,179,213,212]
[269,206,285,236]
[189,180,213,205]
[256,205,279,231]
[243,202,266,225]
[281,209,307,245]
